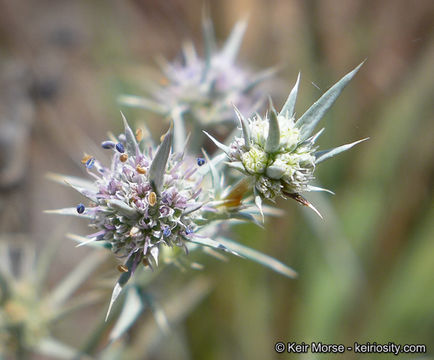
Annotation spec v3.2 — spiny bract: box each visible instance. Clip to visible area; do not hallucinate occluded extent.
[119,18,274,126]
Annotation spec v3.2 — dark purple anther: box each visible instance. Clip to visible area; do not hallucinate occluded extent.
[197,157,205,166]
[86,158,95,169]
[76,203,85,214]
[115,142,125,153]
[163,227,171,237]
[101,141,115,149]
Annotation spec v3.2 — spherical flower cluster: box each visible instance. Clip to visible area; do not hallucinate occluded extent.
[120,19,274,127]
[229,112,317,200]
[206,63,368,215]
[76,120,204,270]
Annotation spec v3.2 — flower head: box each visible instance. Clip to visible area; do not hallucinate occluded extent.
[206,63,368,217]
[119,18,275,127]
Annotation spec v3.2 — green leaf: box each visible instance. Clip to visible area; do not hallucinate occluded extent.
[49,251,106,307]
[171,108,186,154]
[64,180,98,203]
[46,172,96,191]
[254,188,264,222]
[226,161,247,174]
[143,293,170,335]
[186,236,242,258]
[198,153,227,176]
[279,72,300,118]
[202,149,221,197]
[296,62,365,141]
[106,255,136,321]
[243,67,278,93]
[66,233,111,249]
[220,18,248,64]
[120,112,138,156]
[36,337,87,360]
[217,237,298,278]
[108,199,139,219]
[233,105,251,150]
[265,106,280,153]
[109,286,145,342]
[315,138,369,164]
[149,125,173,195]
[44,207,93,219]
[118,95,167,114]
[203,131,231,154]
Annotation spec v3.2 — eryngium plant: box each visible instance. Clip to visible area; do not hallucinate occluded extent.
[48,115,296,319]
[0,240,103,359]
[119,18,274,127]
[206,63,368,217]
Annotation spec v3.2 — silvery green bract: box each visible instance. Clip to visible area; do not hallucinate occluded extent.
[119,17,274,127]
[48,115,296,321]
[0,241,102,359]
[206,63,368,217]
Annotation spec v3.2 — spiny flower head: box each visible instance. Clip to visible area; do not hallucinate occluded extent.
[206,63,368,217]
[120,18,274,126]
[76,117,205,270]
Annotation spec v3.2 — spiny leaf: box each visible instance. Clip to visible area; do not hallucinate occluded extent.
[220,18,248,64]
[186,236,242,258]
[120,112,138,156]
[66,233,111,249]
[46,172,96,191]
[108,199,139,219]
[202,149,221,197]
[243,67,278,93]
[254,188,264,222]
[109,286,144,342]
[233,105,251,150]
[217,237,298,278]
[106,254,136,321]
[149,125,173,195]
[44,207,93,219]
[265,105,280,153]
[118,95,167,114]
[296,61,365,141]
[315,138,369,164]
[171,108,186,154]
[203,131,231,154]
[49,251,106,307]
[279,72,300,118]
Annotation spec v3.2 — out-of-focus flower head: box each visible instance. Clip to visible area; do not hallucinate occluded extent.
[119,17,275,127]
[206,63,368,218]
[0,239,103,359]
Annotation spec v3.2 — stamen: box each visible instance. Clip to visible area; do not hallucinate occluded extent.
[119,153,128,162]
[136,165,146,174]
[85,158,95,169]
[135,128,143,142]
[117,264,129,273]
[197,157,205,166]
[115,142,125,153]
[163,227,171,237]
[76,203,85,214]
[101,141,115,149]
[81,154,92,164]
[148,192,157,206]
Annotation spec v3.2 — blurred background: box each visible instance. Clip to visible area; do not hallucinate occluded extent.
[0,0,433,359]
